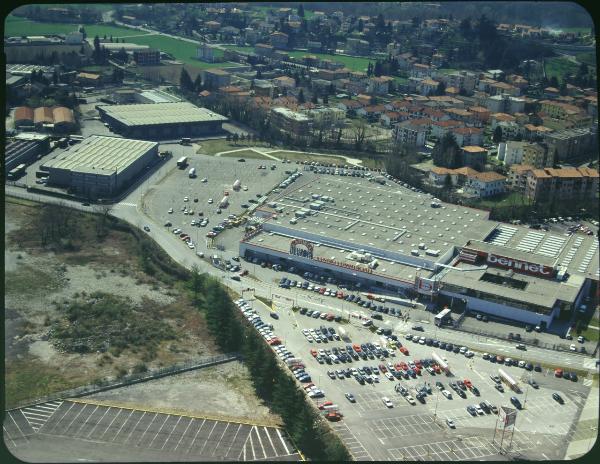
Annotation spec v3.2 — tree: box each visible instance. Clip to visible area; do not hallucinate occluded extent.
[193,74,203,93]
[297,4,304,18]
[179,68,194,93]
[232,133,239,145]
[444,173,452,190]
[298,88,305,104]
[311,93,318,104]
[432,132,461,168]
[116,47,128,63]
[492,126,503,143]
[435,81,446,96]
[323,93,329,105]
[459,18,472,38]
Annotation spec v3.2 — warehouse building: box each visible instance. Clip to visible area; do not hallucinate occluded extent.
[97,102,227,140]
[5,133,51,173]
[42,135,158,198]
[240,172,598,327]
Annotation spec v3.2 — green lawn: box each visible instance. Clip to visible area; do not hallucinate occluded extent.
[544,56,580,81]
[4,14,141,38]
[273,151,349,165]
[575,52,596,66]
[468,191,529,210]
[221,150,271,160]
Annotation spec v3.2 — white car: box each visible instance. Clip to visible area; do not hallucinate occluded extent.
[459,346,468,354]
[442,390,452,399]
[184,197,189,202]
[242,186,248,191]
[202,178,207,182]
[405,395,416,405]
[168,208,173,213]
[208,198,213,204]
[382,397,394,408]
[302,329,310,336]
[187,242,195,249]
[306,335,314,343]
[570,344,577,351]
[475,405,484,415]
[385,372,394,381]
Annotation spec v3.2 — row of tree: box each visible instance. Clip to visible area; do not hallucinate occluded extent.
[186,272,351,460]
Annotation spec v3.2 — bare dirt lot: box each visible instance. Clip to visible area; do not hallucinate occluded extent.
[5,199,275,423]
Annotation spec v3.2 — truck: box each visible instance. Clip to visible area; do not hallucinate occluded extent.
[177,156,188,169]
[7,164,27,180]
[498,368,521,393]
[188,167,196,178]
[180,137,191,145]
[232,179,241,191]
[432,352,450,374]
[219,196,229,208]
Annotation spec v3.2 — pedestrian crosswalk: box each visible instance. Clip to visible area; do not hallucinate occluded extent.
[21,401,63,431]
[582,358,598,370]
[118,202,137,208]
[583,378,593,387]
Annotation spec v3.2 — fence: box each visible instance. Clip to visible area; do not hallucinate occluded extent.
[7,353,240,411]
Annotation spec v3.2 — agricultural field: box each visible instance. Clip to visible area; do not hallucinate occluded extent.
[4,14,140,38]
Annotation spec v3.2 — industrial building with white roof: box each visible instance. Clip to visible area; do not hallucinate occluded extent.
[97,102,228,140]
[240,169,599,327]
[42,135,158,198]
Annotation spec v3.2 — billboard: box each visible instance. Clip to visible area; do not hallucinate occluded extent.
[460,247,555,278]
[289,238,314,259]
[499,406,517,427]
[416,277,439,295]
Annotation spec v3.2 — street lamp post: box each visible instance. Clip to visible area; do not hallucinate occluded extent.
[433,388,440,423]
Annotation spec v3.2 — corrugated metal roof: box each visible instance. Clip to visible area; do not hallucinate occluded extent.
[44,135,157,175]
[100,102,227,127]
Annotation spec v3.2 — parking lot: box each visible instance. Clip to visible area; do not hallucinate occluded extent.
[144,154,288,254]
[4,400,300,462]
[239,291,593,461]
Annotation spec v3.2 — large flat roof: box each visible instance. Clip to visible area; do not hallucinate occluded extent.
[44,135,157,176]
[258,173,495,264]
[99,102,227,127]
[439,262,584,308]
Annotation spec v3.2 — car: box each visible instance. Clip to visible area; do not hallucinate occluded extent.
[516,344,526,351]
[143,225,150,232]
[528,379,539,389]
[208,198,213,204]
[382,397,394,408]
[168,208,173,214]
[552,393,564,404]
[466,405,477,416]
[475,405,484,415]
[510,396,522,409]
[238,158,245,162]
[563,372,572,381]
[555,368,563,378]
[446,418,456,428]
[345,393,356,403]
[441,390,452,399]
[412,325,424,332]
[495,384,505,393]
[569,344,577,352]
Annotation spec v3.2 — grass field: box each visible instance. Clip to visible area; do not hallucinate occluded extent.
[220,150,271,160]
[468,191,529,210]
[575,52,596,66]
[196,139,271,156]
[222,45,256,54]
[273,151,356,165]
[544,56,580,81]
[13,3,116,12]
[4,14,141,38]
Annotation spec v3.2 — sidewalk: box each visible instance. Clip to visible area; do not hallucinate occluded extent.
[564,382,598,459]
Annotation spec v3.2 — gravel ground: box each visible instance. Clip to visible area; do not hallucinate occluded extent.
[88,361,276,423]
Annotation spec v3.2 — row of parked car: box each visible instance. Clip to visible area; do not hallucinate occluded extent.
[309,341,395,365]
[482,353,541,372]
[405,333,475,358]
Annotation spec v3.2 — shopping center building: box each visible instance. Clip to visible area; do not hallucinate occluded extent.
[239,170,598,327]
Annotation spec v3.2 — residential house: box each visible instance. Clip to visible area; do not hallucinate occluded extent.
[304,107,345,127]
[272,76,296,90]
[367,76,393,95]
[451,127,483,147]
[417,78,439,96]
[468,106,491,125]
[336,99,364,112]
[357,104,386,119]
[461,146,488,170]
[270,106,311,135]
[270,32,289,49]
[464,171,507,197]
[380,111,402,127]
[543,128,596,162]
[255,43,274,57]
[517,166,600,201]
[444,108,475,125]
[485,94,526,114]
[202,68,231,90]
[490,112,516,130]
[410,63,432,78]
[393,119,430,146]
[522,124,554,141]
[346,38,370,55]
[430,119,464,139]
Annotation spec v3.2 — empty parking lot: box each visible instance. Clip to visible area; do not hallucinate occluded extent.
[4,400,300,462]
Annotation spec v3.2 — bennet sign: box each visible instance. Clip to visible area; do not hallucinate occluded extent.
[486,253,554,277]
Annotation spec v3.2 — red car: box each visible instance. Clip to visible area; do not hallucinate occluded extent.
[464,379,473,389]
[326,313,335,321]
[555,368,563,378]
[379,364,387,373]
[319,288,326,294]
[337,291,344,299]
[415,367,422,376]
[310,349,318,357]
[353,344,362,353]
[318,401,333,410]
[433,364,441,374]
[399,346,409,355]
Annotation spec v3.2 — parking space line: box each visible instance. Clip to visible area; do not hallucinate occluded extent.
[72,405,98,438]
[263,426,278,457]
[185,418,206,454]
[276,428,291,455]
[147,414,170,448]
[136,412,158,446]
[123,411,146,444]
[223,423,244,458]
[63,403,89,436]
[247,429,256,461]
[3,425,17,448]
[109,408,134,442]
[210,422,230,457]
[99,408,123,441]
[7,412,30,443]
[46,402,75,434]
[161,415,183,450]
[198,420,218,456]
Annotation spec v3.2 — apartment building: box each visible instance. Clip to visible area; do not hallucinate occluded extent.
[509,165,599,201]
[394,119,429,146]
[270,107,311,135]
[543,128,596,162]
[464,171,507,198]
[461,145,488,170]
